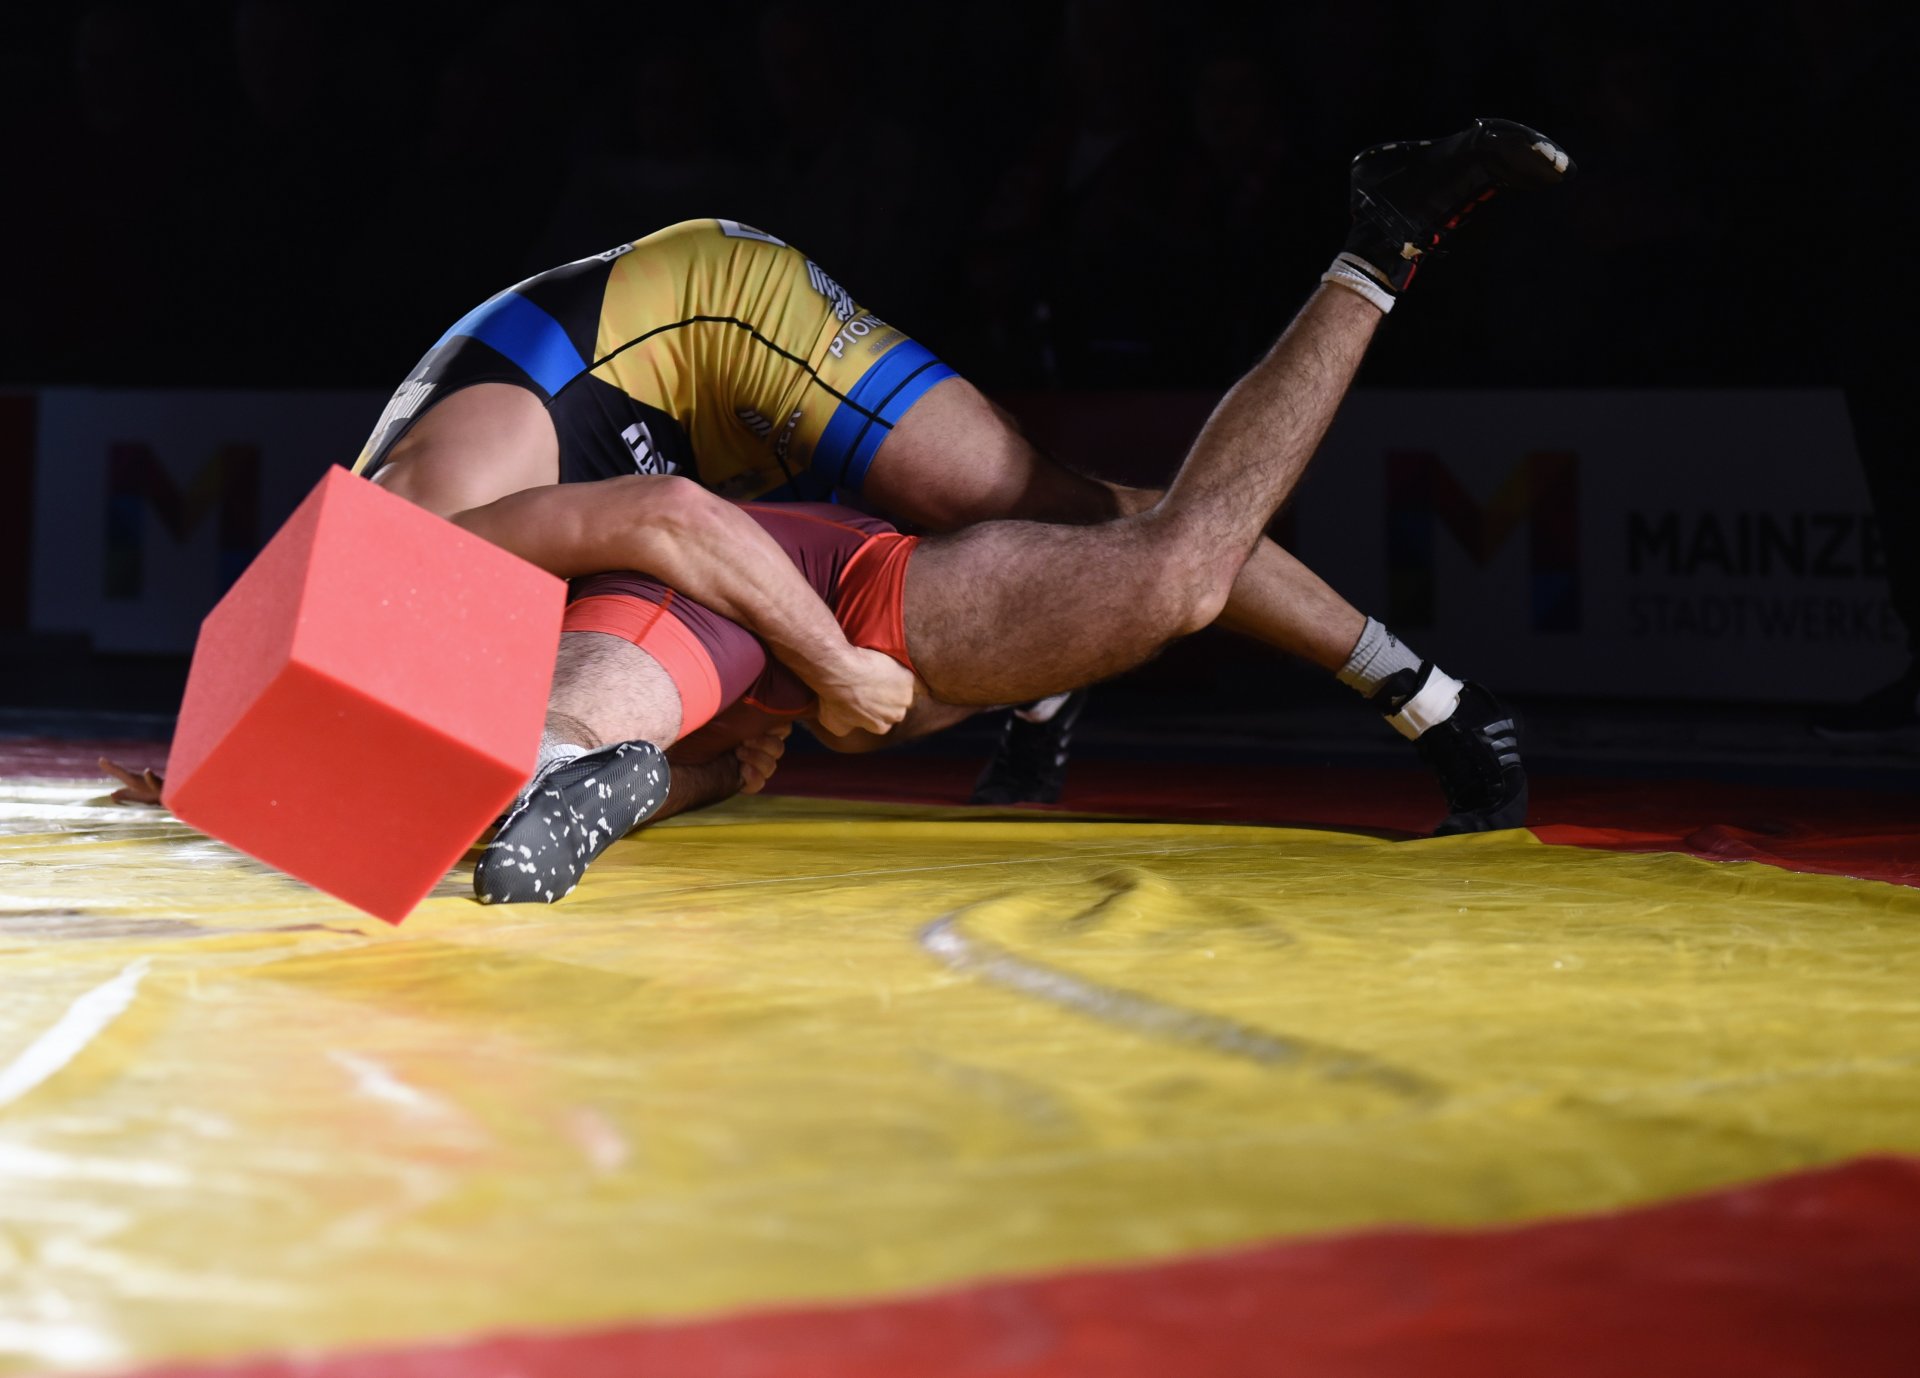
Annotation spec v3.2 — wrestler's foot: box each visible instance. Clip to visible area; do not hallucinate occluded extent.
[1372,666,1528,834]
[474,740,669,904]
[971,690,1088,806]
[1340,117,1574,295]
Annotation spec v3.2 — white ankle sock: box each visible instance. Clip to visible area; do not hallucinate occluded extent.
[530,737,586,785]
[1336,617,1423,695]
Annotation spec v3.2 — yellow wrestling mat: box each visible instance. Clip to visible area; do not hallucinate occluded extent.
[3,778,1919,1373]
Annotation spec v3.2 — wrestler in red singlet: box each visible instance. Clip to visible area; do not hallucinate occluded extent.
[560,503,919,765]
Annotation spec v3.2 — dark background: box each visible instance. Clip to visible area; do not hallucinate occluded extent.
[5,0,1910,392]
[3,0,1916,753]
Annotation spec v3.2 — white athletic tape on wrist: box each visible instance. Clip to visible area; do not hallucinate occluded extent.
[1321,254,1396,313]
[1386,667,1465,740]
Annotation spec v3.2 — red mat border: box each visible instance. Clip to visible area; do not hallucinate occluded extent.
[121,1156,1920,1378]
[11,743,1918,1373]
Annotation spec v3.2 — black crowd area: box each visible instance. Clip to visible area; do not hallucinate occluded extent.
[4,0,1914,396]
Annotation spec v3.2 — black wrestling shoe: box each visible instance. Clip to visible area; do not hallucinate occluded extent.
[1342,117,1574,293]
[474,740,669,904]
[1812,661,1920,753]
[1371,666,1529,835]
[970,690,1089,806]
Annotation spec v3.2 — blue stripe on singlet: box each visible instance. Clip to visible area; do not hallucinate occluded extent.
[435,292,588,397]
[814,339,957,491]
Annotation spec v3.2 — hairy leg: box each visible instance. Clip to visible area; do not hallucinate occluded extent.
[860,376,1126,529]
[903,516,1196,703]
[903,287,1381,704]
[865,337,1367,671]
[1153,286,1378,541]
[1102,482,1364,671]
[533,633,752,816]
[479,632,717,905]
[543,632,685,753]
[1213,546,1365,671]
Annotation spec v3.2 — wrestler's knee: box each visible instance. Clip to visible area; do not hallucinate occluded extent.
[1132,516,1238,639]
[1155,574,1233,641]
[1183,573,1236,636]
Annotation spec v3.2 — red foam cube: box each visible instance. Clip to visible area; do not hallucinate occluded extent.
[164,467,565,923]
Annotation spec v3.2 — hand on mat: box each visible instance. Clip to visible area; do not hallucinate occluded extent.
[735,724,791,795]
[100,757,165,806]
[813,647,915,738]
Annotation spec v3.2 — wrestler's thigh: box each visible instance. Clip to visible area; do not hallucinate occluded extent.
[902,519,1180,707]
[551,631,686,750]
[860,376,1121,531]
[371,383,560,518]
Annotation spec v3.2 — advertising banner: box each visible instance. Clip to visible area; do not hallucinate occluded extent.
[1013,388,1903,703]
[24,386,1905,701]
[1291,390,1900,702]
[29,388,381,653]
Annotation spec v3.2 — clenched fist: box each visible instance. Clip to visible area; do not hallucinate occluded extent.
[812,646,915,738]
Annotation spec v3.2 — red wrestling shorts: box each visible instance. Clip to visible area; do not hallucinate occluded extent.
[561,503,918,760]
[561,591,727,731]
[833,529,916,669]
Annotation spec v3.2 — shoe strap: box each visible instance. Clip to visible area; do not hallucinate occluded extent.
[1385,664,1465,740]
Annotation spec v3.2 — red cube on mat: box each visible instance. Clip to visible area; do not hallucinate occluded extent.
[164,467,564,923]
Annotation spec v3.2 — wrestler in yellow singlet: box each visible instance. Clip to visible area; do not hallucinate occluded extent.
[352,218,955,503]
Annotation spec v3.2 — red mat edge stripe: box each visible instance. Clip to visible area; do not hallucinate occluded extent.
[13,745,1917,1373]
[116,1155,1920,1378]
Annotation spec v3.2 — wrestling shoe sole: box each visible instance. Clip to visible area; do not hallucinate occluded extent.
[1434,776,1530,835]
[1347,118,1574,290]
[1408,683,1530,835]
[475,740,669,905]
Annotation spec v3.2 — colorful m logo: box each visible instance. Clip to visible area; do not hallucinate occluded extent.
[105,443,261,599]
[1386,450,1579,631]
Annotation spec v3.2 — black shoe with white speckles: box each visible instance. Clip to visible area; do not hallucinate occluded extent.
[474,740,670,905]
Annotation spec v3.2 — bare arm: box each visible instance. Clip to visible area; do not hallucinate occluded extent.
[450,476,913,736]
[653,754,744,821]
[654,726,790,822]
[803,693,980,754]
